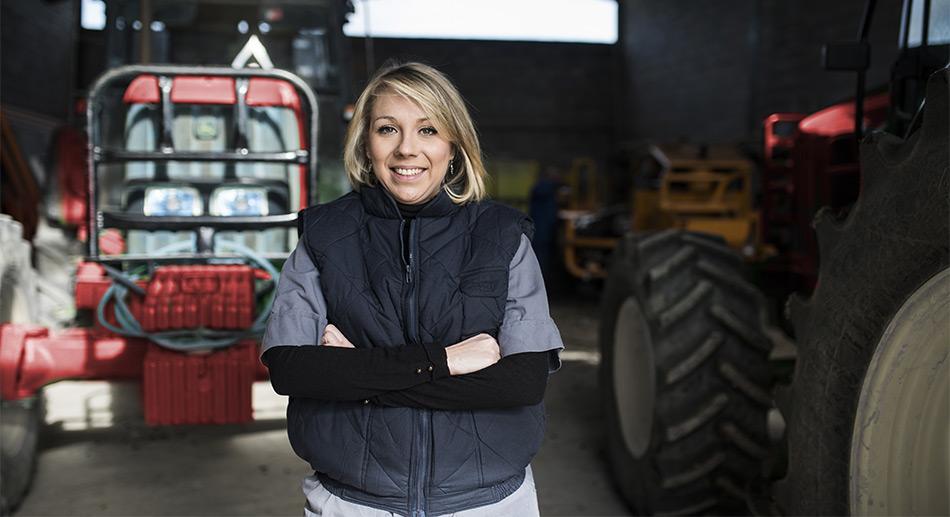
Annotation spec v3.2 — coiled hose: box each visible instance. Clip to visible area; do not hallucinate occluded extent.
[96,240,280,351]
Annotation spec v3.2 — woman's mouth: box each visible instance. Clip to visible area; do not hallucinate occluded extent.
[391,167,426,177]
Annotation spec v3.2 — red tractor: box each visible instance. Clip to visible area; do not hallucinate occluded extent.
[0,65,318,513]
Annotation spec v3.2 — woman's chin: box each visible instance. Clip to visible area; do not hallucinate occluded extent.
[390,187,436,205]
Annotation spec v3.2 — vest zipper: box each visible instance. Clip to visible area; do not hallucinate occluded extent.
[401,220,411,283]
[406,220,420,345]
[404,220,429,517]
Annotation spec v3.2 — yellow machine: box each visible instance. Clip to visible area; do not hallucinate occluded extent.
[561,144,772,279]
[560,157,617,279]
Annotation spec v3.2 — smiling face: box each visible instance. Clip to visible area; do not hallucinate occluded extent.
[367,93,453,205]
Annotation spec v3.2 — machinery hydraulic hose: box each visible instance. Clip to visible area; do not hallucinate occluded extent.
[96,240,280,351]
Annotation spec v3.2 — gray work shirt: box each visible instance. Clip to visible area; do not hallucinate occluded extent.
[261,234,564,370]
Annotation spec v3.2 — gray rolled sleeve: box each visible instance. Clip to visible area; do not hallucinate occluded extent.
[260,244,328,356]
[498,234,565,372]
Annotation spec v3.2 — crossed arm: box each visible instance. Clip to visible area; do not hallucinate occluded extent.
[262,234,561,411]
[262,326,551,410]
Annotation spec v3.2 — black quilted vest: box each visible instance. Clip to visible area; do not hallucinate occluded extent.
[288,185,545,516]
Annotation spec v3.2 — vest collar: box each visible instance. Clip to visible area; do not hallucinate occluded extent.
[360,185,460,219]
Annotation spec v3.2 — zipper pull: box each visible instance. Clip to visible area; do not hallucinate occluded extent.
[406,263,411,283]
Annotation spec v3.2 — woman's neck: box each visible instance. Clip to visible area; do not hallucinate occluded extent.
[396,201,424,219]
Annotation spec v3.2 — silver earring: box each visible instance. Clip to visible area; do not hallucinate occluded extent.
[449,162,455,176]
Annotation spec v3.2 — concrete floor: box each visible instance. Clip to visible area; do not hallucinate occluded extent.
[14,297,632,517]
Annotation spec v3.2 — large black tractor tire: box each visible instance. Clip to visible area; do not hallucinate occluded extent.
[774,68,949,515]
[600,229,774,515]
[0,397,42,516]
[0,215,42,515]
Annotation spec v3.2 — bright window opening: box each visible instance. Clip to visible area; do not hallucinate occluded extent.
[81,0,106,30]
[906,0,950,47]
[344,0,618,44]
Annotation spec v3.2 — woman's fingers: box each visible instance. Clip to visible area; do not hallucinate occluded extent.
[323,324,355,348]
[322,324,339,346]
[445,334,501,375]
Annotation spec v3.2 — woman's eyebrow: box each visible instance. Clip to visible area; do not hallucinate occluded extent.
[372,116,431,123]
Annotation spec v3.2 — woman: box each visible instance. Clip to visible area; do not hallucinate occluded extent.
[261,62,563,517]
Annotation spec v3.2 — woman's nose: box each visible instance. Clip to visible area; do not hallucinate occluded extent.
[396,133,419,156]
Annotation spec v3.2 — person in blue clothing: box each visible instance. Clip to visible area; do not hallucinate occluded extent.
[529,165,566,278]
[261,62,564,517]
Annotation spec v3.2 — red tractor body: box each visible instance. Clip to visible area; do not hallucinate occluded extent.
[0,65,318,426]
[761,92,890,289]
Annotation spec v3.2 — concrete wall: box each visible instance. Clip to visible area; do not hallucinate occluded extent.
[348,37,620,172]
[753,0,902,121]
[618,0,903,145]
[1,0,80,187]
[1,0,78,120]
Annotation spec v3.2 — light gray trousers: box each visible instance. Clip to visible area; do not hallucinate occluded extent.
[302,466,540,517]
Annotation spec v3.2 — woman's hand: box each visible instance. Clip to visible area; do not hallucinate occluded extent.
[322,324,356,348]
[444,334,501,376]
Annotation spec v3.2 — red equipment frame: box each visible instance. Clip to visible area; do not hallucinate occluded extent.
[761,92,889,288]
[1,65,318,425]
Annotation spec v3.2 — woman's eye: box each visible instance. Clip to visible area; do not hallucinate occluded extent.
[420,126,438,136]
[376,125,396,135]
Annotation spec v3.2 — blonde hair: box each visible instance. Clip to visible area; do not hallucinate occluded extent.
[343,62,487,204]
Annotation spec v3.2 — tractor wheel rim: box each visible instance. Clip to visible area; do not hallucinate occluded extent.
[850,267,949,516]
[613,296,655,458]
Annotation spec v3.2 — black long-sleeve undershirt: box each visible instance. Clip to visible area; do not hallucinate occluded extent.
[371,351,549,409]
[262,344,550,410]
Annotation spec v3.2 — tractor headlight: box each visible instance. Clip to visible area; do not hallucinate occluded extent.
[143,186,203,216]
[210,186,269,216]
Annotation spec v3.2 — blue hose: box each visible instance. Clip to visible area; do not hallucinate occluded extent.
[96,240,281,351]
